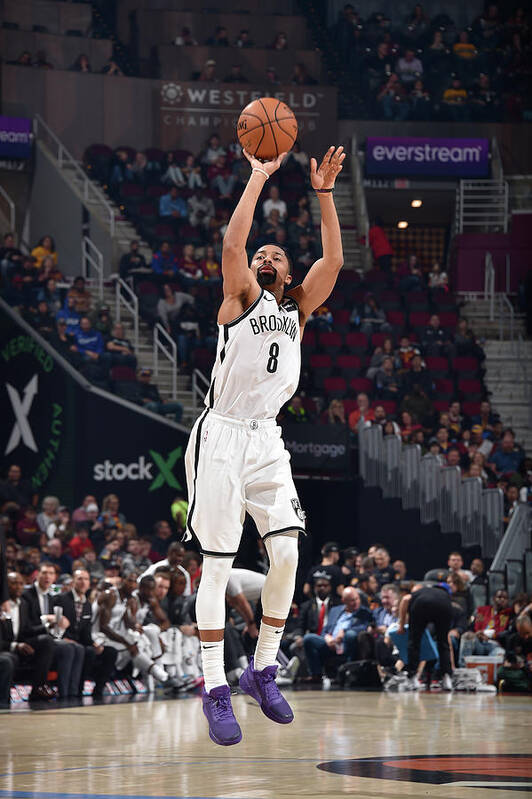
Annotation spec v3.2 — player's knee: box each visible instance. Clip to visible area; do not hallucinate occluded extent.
[266,533,299,576]
[199,555,233,593]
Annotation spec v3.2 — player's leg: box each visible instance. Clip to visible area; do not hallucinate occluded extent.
[185,414,246,745]
[239,531,299,724]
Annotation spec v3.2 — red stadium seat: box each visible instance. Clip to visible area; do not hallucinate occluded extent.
[409,311,431,329]
[336,354,363,379]
[332,309,350,331]
[425,356,449,376]
[343,399,359,417]
[136,281,159,295]
[439,311,458,329]
[379,290,401,310]
[110,366,137,382]
[462,401,481,417]
[350,377,372,395]
[318,331,343,353]
[323,377,347,398]
[345,332,368,353]
[309,353,333,388]
[434,378,454,398]
[458,379,483,399]
[386,310,406,330]
[433,400,450,412]
[452,357,480,376]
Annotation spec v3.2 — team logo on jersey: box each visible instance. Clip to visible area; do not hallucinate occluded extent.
[291,498,306,521]
[317,754,532,788]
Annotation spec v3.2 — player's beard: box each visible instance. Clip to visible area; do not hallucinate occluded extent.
[257,266,277,286]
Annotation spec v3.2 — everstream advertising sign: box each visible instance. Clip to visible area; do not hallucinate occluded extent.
[365,136,490,178]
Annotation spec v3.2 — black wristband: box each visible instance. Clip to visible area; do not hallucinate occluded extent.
[315,188,333,194]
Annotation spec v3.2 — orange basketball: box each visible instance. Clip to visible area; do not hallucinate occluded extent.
[237,97,298,161]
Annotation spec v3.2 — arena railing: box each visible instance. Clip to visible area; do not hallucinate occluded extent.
[358,425,508,556]
[459,476,483,548]
[419,454,442,525]
[400,443,422,510]
[153,322,177,400]
[439,465,462,534]
[115,277,139,353]
[33,114,115,237]
[191,369,210,415]
[456,179,509,234]
[0,185,15,232]
[81,236,104,302]
[481,488,504,559]
[349,134,371,270]
[491,503,532,572]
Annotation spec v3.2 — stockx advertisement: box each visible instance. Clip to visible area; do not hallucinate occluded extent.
[0,307,189,529]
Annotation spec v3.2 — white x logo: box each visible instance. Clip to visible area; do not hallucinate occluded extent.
[5,374,39,455]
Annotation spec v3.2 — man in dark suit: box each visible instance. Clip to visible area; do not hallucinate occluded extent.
[53,568,117,698]
[290,576,339,677]
[0,521,9,614]
[303,587,374,682]
[0,572,55,705]
[21,561,84,698]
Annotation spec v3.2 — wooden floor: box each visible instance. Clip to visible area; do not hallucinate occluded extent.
[1,689,531,798]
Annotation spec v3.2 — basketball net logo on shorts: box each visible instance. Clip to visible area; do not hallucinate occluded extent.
[291,498,306,521]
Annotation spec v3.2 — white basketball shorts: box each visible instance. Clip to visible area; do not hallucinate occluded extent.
[185,409,306,556]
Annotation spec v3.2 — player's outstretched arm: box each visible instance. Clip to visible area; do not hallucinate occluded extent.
[287,146,345,321]
[221,149,285,302]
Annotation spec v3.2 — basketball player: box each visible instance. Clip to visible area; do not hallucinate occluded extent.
[185,145,345,745]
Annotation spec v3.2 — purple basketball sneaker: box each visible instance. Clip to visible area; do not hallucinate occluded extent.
[202,685,242,746]
[239,657,294,724]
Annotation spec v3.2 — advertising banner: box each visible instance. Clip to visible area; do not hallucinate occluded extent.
[157,82,337,154]
[0,115,32,159]
[365,136,490,178]
[0,306,190,531]
[283,424,350,473]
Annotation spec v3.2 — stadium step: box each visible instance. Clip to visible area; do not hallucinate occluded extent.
[482,339,532,454]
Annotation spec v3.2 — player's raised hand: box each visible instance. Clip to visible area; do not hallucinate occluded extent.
[310,145,346,190]
[243,149,287,176]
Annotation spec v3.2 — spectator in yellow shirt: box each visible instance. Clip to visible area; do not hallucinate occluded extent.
[453,31,477,60]
[443,78,468,104]
[31,235,58,269]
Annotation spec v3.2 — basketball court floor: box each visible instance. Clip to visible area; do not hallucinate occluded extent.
[1,690,531,798]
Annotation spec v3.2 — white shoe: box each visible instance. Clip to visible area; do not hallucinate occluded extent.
[384,673,408,692]
[407,676,422,691]
[442,674,453,692]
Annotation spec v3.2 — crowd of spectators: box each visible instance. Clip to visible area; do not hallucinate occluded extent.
[80,135,311,375]
[2,484,530,705]
[8,51,125,76]
[331,3,532,120]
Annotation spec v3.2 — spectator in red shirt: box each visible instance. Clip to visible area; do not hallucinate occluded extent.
[68,523,95,559]
[178,244,203,283]
[458,588,511,666]
[348,392,375,431]
[16,507,41,547]
[368,216,393,272]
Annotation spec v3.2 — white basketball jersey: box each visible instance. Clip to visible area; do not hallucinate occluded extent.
[205,288,301,419]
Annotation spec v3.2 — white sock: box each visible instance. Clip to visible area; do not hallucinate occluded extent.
[201,639,227,693]
[254,622,284,672]
[150,663,168,682]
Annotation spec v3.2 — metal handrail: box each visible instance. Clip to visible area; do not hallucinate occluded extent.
[457,179,508,233]
[191,368,210,414]
[33,114,115,236]
[498,293,515,344]
[350,134,371,270]
[153,323,177,400]
[484,251,495,320]
[0,186,15,231]
[81,236,104,302]
[115,278,139,352]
